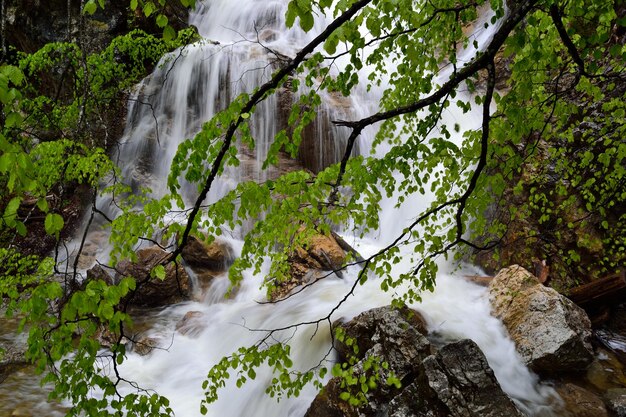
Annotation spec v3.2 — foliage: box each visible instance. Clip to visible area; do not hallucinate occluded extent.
[0,0,625,415]
[469,0,626,286]
[84,0,197,42]
[18,27,199,149]
[0,3,199,415]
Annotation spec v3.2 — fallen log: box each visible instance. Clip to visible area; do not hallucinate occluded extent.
[567,270,626,311]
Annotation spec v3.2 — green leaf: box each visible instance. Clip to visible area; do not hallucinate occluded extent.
[15,221,27,237]
[5,112,23,128]
[0,153,11,173]
[319,0,332,8]
[143,1,155,17]
[36,198,49,213]
[3,197,21,226]
[156,14,168,28]
[130,0,138,9]
[100,304,115,320]
[44,213,64,237]
[83,0,97,15]
[152,264,166,280]
[163,25,177,42]
[300,12,314,32]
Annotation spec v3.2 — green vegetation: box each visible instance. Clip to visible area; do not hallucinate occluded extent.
[1,0,625,415]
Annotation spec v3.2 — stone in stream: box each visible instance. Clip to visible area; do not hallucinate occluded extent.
[0,346,27,384]
[272,229,348,301]
[175,310,206,337]
[131,336,160,357]
[115,246,191,308]
[181,235,235,272]
[11,407,32,417]
[488,265,594,372]
[180,235,235,295]
[604,388,626,417]
[305,306,524,417]
[554,383,608,417]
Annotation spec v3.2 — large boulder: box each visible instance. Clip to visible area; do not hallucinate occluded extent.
[417,340,525,417]
[291,232,347,275]
[332,306,430,366]
[115,246,191,308]
[305,306,523,417]
[488,265,594,372]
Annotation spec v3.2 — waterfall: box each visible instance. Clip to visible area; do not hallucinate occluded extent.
[1,1,559,416]
[108,1,558,415]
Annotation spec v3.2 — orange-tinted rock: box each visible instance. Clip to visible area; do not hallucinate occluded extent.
[272,229,347,300]
[555,383,608,417]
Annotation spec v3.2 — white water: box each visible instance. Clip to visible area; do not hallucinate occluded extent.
[59,0,559,416]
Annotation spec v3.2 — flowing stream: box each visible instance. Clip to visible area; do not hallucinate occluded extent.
[1,1,562,416]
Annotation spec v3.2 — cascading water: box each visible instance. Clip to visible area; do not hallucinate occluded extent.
[1,1,562,416]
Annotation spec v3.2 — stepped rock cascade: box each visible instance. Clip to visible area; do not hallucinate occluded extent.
[1,1,565,416]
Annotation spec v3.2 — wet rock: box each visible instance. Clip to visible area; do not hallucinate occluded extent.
[333,306,430,365]
[585,348,626,392]
[306,306,431,417]
[181,235,235,272]
[418,340,524,417]
[289,230,347,274]
[175,311,206,337]
[181,235,235,296]
[94,325,120,349]
[238,143,309,184]
[131,336,159,356]
[0,346,27,384]
[276,82,353,174]
[488,265,594,372]
[11,407,32,417]
[306,306,523,417]
[77,231,111,270]
[555,383,608,417]
[86,264,114,285]
[604,388,626,417]
[116,246,191,308]
[273,229,347,300]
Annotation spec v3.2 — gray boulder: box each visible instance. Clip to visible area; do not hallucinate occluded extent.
[305,306,523,417]
[488,265,594,372]
[417,340,524,417]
